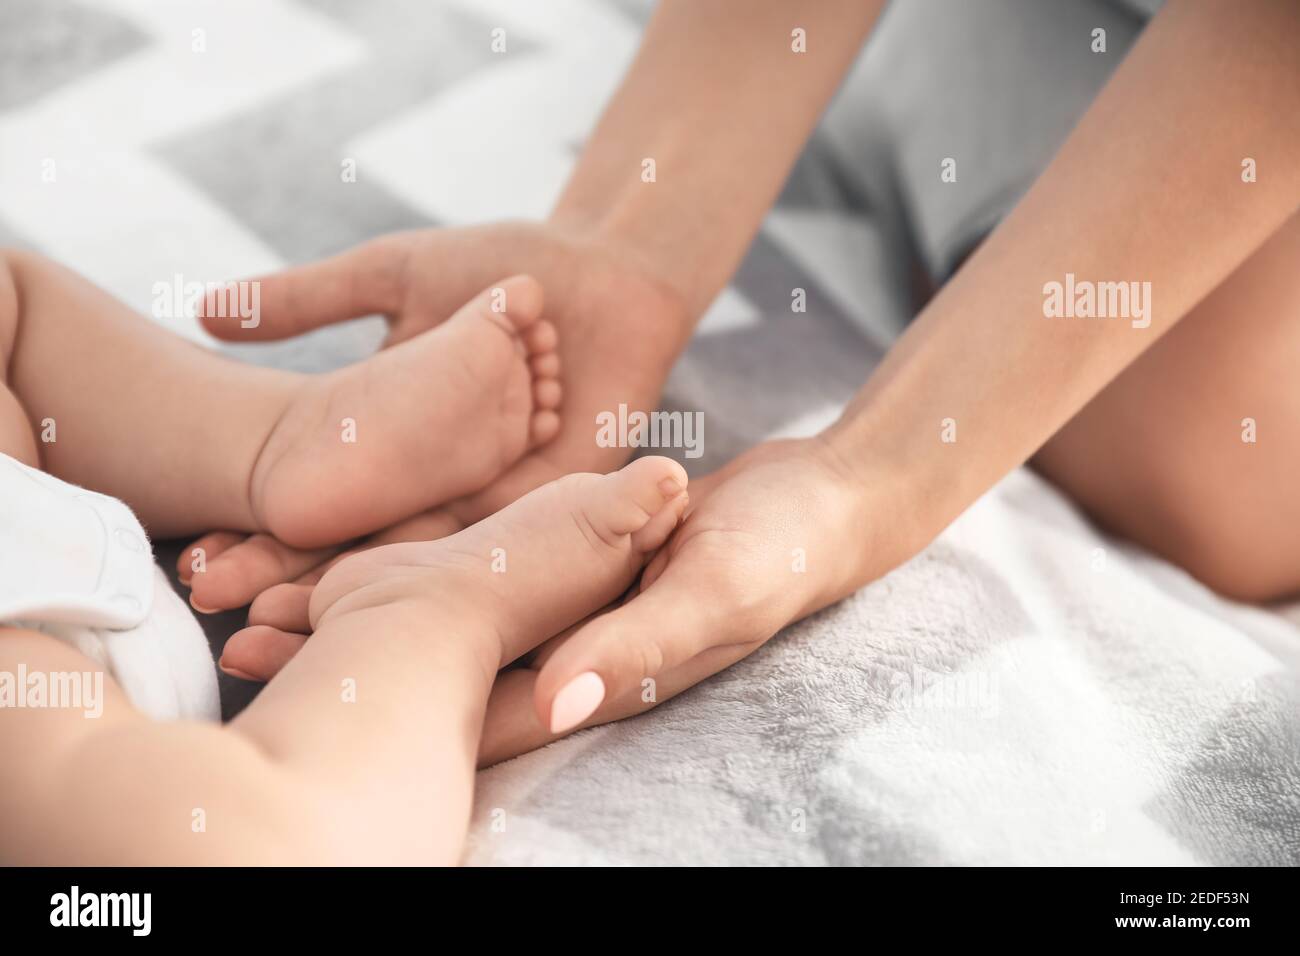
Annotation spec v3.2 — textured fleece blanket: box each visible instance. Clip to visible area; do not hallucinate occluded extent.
[468,463,1300,865]
[3,0,1296,866]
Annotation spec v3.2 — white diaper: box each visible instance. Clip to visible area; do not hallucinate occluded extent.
[0,453,220,721]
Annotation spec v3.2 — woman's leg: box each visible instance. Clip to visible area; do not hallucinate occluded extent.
[1033,211,1300,601]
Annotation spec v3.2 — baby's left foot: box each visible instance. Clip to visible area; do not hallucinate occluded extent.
[307,456,690,673]
[248,275,560,549]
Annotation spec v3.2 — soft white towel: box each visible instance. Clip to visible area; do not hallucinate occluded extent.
[465,467,1300,866]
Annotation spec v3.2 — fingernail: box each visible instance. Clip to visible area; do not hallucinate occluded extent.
[658,478,682,499]
[219,661,259,681]
[549,671,606,734]
[190,595,222,614]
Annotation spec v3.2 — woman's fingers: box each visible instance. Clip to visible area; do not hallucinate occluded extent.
[185,501,461,612]
[216,585,314,681]
[531,560,749,734]
[219,624,309,682]
[208,507,474,679]
[188,533,341,613]
[478,641,751,768]
[176,531,245,586]
[181,477,469,615]
[638,547,670,592]
[196,234,414,342]
[476,668,553,767]
[248,582,315,634]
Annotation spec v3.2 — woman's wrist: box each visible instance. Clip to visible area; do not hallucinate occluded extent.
[527,212,698,365]
[548,183,723,325]
[784,432,924,610]
[813,419,939,585]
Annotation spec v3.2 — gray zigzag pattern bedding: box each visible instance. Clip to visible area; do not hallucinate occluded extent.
[3,0,1295,865]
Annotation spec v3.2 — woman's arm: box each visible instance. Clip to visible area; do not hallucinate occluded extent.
[825,0,1300,560]
[186,0,889,610]
[215,0,1300,759]
[553,0,887,316]
[485,0,1300,755]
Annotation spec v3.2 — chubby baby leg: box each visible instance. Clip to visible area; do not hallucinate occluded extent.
[0,250,561,547]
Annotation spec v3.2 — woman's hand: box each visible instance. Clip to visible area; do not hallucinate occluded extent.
[474,436,918,764]
[218,437,920,765]
[182,220,694,611]
[180,0,896,612]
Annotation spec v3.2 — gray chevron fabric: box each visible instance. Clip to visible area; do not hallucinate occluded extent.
[3,0,1295,866]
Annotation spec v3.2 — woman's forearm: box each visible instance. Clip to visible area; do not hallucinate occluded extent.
[825,0,1300,557]
[551,0,886,317]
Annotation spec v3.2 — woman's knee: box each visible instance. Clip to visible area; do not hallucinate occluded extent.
[1115,476,1297,603]
[1168,521,1295,603]
[1037,432,1297,602]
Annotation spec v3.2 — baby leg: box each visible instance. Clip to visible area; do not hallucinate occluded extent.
[0,458,685,864]
[2,249,301,534]
[232,457,688,859]
[0,250,560,543]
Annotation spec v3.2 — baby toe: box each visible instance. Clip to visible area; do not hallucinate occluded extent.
[579,456,689,540]
[490,274,545,331]
[529,409,561,448]
[522,319,557,356]
[532,377,562,410]
[529,351,560,378]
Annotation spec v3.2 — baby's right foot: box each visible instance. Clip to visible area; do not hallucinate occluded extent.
[248,275,561,549]
[307,456,690,701]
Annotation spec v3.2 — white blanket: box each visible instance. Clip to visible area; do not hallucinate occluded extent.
[5,0,1296,865]
[466,466,1300,865]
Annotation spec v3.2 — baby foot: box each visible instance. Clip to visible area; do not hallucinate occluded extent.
[249,275,560,549]
[307,456,690,675]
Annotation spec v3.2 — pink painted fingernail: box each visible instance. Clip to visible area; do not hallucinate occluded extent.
[549,671,606,734]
